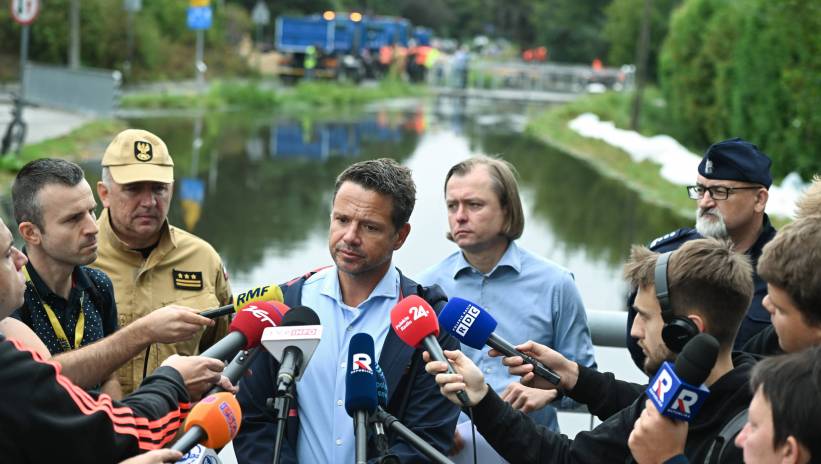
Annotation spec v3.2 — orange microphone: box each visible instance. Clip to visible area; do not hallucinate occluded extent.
[170,392,242,452]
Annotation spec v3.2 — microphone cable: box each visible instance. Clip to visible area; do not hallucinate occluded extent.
[466,406,478,464]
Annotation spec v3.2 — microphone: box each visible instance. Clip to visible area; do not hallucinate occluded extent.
[439,297,561,385]
[200,283,285,319]
[260,306,323,395]
[372,407,455,464]
[170,392,243,453]
[199,301,288,362]
[390,295,470,407]
[646,333,719,422]
[346,333,378,464]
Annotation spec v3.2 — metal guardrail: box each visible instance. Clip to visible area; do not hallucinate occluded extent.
[587,310,628,348]
[23,62,121,115]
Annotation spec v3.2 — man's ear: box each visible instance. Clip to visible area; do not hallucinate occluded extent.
[754,188,769,214]
[18,221,42,246]
[687,313,706,333]
[393,223,411,250]
[779,435,808,464]
[97,181,110,208]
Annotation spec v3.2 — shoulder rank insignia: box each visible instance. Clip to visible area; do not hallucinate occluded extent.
[174,269,203,290]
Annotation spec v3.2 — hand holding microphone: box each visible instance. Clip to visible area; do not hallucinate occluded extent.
[439,298,562,386]
[423,348,489,407]
[629,333,719,463]
[390,295,471,407]
[170,392,243,454]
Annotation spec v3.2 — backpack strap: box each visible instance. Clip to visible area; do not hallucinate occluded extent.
[705,409,748,463]
[393,269,448,422]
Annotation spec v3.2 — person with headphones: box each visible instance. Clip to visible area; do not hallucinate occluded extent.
[425,238,759,463]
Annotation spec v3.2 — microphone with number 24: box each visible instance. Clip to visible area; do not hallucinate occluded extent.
[390,295,470,407]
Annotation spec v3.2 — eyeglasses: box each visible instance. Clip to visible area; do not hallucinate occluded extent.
[686,184,761,200]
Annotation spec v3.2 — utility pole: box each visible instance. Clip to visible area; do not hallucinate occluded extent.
[630,0,652,131]
[68,0,81,68]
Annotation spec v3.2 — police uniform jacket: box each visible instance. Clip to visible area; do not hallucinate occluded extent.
[92,208,231,394]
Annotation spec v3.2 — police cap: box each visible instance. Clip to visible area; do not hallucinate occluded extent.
[698,138,772,188]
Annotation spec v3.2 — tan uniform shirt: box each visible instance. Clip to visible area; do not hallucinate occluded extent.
[92,208,231,394]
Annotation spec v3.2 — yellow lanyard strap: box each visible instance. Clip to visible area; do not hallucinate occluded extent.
[23,266,85,351]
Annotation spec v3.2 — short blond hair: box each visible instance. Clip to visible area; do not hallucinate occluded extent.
[623,238,754,347]
[795,175,821,220]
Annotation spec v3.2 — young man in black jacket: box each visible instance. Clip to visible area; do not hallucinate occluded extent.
[426,238,756,463]
[0,217,230,462]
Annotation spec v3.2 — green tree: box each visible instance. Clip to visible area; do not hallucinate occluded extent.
[603,0,680,79]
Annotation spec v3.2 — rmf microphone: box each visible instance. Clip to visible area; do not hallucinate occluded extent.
[390,295,470,407]
[346,333,378,464]
[200,283,285,319]
[260,306,323,395]
[646,333,718,422]
[170,392,242,453]
[439,297,561,385]
[199,300,288,363]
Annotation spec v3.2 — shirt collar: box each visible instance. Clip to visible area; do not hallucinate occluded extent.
[321,264,400,308]
[452,241,522,278]
[21,249,89,301]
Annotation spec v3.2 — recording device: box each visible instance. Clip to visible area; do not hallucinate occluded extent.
[439,297,562,385]
[199,301,288,362]
[260,306,323,395]
[199,283,285,319]
[390,295,470,407]
[170,392,242,453]
[646,333,718,422]
[346,333,378,464]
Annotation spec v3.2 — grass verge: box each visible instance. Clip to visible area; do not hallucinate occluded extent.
[526,88,695,220]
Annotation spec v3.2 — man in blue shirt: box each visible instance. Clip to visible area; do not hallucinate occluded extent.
[234,158,460,463]
[418,155,596,443]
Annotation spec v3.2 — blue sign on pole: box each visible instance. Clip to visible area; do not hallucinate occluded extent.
[187,6,212,30]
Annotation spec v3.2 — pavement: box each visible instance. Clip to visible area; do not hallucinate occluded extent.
[0,96,93,146]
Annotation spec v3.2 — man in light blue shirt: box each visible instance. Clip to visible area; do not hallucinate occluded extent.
[235,158,460,464]
[418,155,596,440]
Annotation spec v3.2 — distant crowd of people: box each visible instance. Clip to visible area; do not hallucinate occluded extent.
[0,127,819,464]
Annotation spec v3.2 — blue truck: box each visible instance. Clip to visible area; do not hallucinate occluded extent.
[274,13,427,82]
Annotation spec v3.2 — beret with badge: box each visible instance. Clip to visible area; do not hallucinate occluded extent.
[698,137,772,189]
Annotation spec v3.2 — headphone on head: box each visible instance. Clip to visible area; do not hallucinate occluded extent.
[655,251,699,353]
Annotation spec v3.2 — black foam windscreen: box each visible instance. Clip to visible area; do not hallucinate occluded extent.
[674,332,720,386]
[281,306,321,326]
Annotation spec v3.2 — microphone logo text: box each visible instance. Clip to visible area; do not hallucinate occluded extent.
[455,305,481,337]
[351,353,373,373]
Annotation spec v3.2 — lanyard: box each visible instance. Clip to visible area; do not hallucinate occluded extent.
[22,266,85,351]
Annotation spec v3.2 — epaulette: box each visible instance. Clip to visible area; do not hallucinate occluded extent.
[648,227,698,250]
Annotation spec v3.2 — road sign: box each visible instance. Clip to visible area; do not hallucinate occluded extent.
[251,0,270,26]
[187,6,212,30]
[190,0,209,6]
[10,0,40,25]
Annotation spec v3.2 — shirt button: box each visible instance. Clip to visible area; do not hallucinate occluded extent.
[336,439,343,446]
[340,362,347,369]
[485,368,492,373]
[337,400,343,406]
